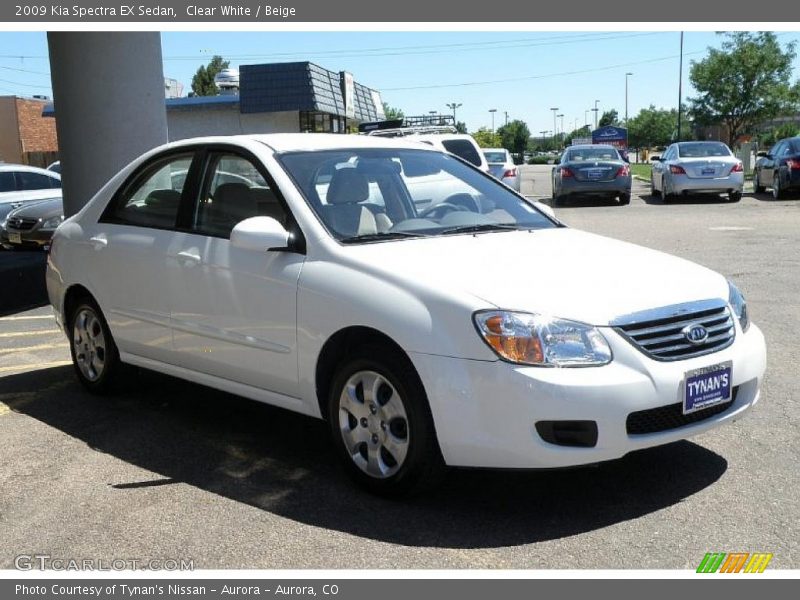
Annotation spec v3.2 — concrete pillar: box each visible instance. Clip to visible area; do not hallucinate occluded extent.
[47,33,168,216]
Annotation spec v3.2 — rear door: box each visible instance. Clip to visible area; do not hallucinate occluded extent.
[91,150,198,363]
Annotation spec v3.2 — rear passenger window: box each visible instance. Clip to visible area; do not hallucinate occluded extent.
[442,139,482,167]
[17,171,56,191]
[108,154,193,229]
[193,154,287,238]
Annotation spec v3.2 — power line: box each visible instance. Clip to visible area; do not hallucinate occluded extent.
[381,49,709,91]
[0,76,51,89]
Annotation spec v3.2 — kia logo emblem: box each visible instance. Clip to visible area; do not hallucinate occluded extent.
[682,323,709,345]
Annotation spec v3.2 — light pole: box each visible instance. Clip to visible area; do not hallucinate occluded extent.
[489,108,497,132]
[585,109,590,127]
[540,130,548,149]
[558,114,564,142]
[677,31,684,141]
[592,100,600,129]
[446,102,462,123]
[550,107,558,147]
[625,72,633,125]
[504,110,509,126]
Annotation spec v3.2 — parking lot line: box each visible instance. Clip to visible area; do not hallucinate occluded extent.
[0,329,61,338]
[0,343,67,355]
[0,360,72,375]
[0,315,55,321]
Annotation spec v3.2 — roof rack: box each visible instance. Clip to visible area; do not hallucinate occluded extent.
[359,115,458,137]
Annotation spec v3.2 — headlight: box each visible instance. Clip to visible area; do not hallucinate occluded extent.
[728,281,749,332]
[473,310,612,367]
[41,215,64,230]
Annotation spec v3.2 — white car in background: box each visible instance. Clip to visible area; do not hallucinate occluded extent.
[0,164,62,243]
[482,147,521,191]
[47,134,766,496]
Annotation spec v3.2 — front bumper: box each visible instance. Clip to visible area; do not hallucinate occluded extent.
[4,227,53,248]
[411,322,766,469]
[670,172,744,195]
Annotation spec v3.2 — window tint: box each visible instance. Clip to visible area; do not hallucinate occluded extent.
[0,172,15,193]
[193,154,286,238]
[677,142,731,158]
[566,147,620,161]
[16,171,57,191]
[441,139,483,167]
[109,154,193,229]
[483,151,507,163]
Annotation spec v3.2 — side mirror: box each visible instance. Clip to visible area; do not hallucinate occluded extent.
[230,216,290,252]
[651,156,662,162]
[533,201,557,219]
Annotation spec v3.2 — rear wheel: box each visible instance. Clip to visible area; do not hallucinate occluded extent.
[327,345,444,496]
[68,297,121,394]
[650,175,659,198]
[618,193,631,205]
[661,177,673,204]
[728,190,742,203]
[753,170,765,193]
[773,173,786,199]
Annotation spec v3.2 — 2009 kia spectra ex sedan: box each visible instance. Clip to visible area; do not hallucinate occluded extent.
[47,134,766,495]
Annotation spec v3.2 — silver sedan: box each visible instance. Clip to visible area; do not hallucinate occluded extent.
[651,141,743,203]
[482,148,520,191]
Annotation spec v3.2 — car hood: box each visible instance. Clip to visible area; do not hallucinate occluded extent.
[340,228,728,326]
[8,197,63,219]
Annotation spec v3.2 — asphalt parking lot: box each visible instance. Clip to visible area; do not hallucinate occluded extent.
[1,168,798,569]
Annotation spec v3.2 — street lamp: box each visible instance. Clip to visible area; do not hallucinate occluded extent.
[592,100,600,129]
[504,110,509,127]
[585,109,590,128]
[550,107,559,145]
[489,108,497,132]
[557,113,564,140]
[625,72,633,125]
[446,102,462,122]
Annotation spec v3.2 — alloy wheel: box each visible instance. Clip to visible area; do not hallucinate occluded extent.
[72,307,107,382]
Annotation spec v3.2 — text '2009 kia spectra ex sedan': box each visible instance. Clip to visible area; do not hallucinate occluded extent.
[47,134,766,495]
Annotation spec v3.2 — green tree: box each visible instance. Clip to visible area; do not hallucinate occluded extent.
[496,119,531,155]
[472,127,502,148]
[599,109,620,127]
[688,32,800,147]
[382,103,404,120]
[627,105,678,148]
[564,125,591,146]
[191,55,230,97]
[455,121,468,134]
[759,122,800,147]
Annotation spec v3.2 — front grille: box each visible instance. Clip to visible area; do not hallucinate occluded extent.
[612,300,735,361]
[7,217,38,231]
[626,386,739,435]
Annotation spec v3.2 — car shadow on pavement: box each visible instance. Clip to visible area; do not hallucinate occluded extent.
[642,193,735,206]
[3,365,729,550]
[0,250,48,316]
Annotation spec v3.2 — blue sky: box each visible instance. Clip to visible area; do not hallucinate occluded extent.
[2,30,800,135]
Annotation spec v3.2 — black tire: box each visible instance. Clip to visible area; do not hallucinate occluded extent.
[67,296,121,394]
[728,190,742,203]
[773,173,786,199]
[753,170,765,194]
[650,174,659,198]
[327,344,445,496]
[619,193,631,205]
[661,177,673,204]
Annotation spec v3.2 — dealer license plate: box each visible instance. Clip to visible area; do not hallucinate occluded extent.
[9,232,21,244]
[701,167,715,175]
[683,361,732,415]
[586,169,604,179]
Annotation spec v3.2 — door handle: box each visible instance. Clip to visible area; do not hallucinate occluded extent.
[88,235,107,249]
[177,250,201,266]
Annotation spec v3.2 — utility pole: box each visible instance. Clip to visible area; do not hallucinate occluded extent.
[489,108,497,132]
[677,31,684,141]
[625,72,633,125]
[592,100,600,129]
[504,110,509,126]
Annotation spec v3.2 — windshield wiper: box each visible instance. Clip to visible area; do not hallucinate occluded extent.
[339,231,427,244]
[440,223,521,235]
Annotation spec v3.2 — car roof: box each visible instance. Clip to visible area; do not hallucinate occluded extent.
[0,163,61,177]
[158,133,443,154]
[568,144,618,150]
[482,148,508,153]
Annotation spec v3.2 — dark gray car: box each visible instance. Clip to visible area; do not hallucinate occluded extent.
[2,196,63,249]
[551,144,632,205]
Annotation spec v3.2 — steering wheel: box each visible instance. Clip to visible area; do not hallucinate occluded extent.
[418,202,468,219]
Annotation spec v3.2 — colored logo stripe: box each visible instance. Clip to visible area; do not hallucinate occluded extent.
[696,552,773,573]
[744,553,773,573]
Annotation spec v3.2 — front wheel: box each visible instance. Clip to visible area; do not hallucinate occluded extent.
[327,346,444,496]
[68,297,121,393]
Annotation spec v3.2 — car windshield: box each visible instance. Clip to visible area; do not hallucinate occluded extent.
[677,142,731,158]
[483,151,507,163]
[565,148,620,161]
[277,148,556,243]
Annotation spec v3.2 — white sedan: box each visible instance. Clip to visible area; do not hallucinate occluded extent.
[47,134,766,495]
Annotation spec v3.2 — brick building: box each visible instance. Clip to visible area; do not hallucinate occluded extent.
[0,96,59,168]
